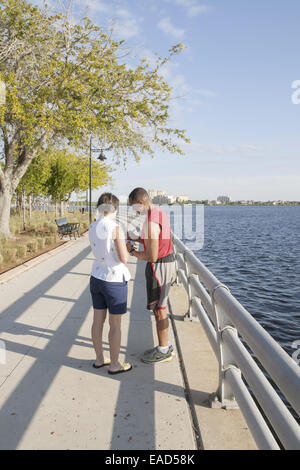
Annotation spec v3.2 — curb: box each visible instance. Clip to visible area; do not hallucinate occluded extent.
[0,234,88,286]
[168,293,204,451]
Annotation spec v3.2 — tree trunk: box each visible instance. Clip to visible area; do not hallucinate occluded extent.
[29,194,32,222]
[22,190,26,231]
[0,185,13,238]
[0,131,47,239]
[59,200,64,217]
[16,194,22,214]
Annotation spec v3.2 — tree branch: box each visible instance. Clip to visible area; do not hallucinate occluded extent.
[11,132,48,191]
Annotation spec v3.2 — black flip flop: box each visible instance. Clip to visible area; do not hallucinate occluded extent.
[108,363,132,375]
[93,361,111,369]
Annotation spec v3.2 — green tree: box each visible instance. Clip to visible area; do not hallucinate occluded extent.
[15,150,50,226]
[0,0,189,237]
[16,151,51,199]
[44,148,110,216]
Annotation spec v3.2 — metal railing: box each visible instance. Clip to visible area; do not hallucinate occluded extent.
[173,235,300,450]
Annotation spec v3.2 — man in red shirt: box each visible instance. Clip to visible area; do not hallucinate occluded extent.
[127,188,176,363]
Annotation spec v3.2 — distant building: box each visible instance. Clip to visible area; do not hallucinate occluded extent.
[217,195,231,204]
[149,189,166,199]
[167,195,177,204]
[149,189,189,205]
[176,195,189,203]
[148,189,156,199]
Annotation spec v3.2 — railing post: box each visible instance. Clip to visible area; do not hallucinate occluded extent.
[183,251,199,322]
[173,242,180,286]
[209,284,240,409]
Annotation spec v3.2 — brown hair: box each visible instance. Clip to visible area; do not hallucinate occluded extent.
[97,192,119,214]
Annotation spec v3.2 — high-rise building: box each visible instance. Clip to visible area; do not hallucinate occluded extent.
[217,195,231,204]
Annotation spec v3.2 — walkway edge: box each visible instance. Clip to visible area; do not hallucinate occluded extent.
[168,295,204,450]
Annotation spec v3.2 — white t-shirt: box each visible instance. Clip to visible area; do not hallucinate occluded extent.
[89,215,131,282]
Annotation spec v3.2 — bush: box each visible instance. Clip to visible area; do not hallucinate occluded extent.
[37,238,45,250]
[49,224,57,233]
[45,236,52,246]
[16,244,27,258]
[4,248,17,263]
[0,252,3,267]
[26,241,38,253]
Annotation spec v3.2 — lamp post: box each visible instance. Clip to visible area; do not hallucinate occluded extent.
[89,136,107,225]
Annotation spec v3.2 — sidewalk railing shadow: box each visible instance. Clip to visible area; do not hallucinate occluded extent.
[0,248,188,450]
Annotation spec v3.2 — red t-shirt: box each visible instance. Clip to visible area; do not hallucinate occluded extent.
[142,206,173,259]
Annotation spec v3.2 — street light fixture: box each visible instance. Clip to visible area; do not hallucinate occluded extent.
[89,137,107,225]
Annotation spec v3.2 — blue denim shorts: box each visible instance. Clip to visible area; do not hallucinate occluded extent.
[90,276,128,314]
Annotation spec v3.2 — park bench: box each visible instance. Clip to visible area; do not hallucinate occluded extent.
[55,218,80,240]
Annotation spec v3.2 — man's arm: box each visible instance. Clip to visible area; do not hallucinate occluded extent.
[127,233,142,243]
[128,221,160,262]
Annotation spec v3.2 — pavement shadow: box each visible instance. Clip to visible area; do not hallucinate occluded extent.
[109,259,156,450]
[0,246,91,450]
[0,283,92,449]
[0,248,189,449]
[0,246,91,326]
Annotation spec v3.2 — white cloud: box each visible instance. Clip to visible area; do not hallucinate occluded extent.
[157,17,185,39]
[173,0,211,17]
[85,0,111,14]
[82,2,143,40]
[109,15,142,40]
[159,61,216,122]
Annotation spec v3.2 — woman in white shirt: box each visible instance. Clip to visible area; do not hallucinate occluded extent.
[89,193,132,375]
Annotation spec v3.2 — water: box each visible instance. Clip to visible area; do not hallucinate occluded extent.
[189,205,300,360]
[171,204,300,424]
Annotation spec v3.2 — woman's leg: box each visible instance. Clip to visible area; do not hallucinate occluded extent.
[91,308,107,366]
[108,314,122,371]
[107,314,131,372]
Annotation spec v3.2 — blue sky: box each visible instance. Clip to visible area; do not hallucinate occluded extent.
[31,0,300,201]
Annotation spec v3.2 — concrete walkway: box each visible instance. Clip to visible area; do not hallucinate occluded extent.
[0,236,195,450]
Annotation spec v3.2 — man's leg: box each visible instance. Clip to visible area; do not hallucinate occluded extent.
[154,307,169,347]
[141,306,173,363]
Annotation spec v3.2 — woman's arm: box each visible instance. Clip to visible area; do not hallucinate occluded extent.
[113,225,129,264]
